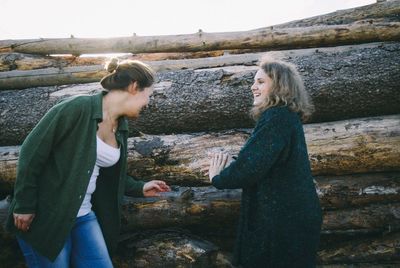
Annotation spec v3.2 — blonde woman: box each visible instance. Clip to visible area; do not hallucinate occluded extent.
[6,59,170,267]
[209,58,322,267]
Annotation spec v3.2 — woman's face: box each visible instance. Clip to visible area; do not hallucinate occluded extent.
[127,84,153,118]
[251,69,273,106]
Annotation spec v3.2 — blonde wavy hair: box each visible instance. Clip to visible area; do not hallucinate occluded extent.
[250,56,314,122]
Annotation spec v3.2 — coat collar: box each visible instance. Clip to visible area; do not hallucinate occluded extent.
[91,91,129,132]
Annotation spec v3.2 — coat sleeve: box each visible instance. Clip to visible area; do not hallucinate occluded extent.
[212,112,291,190]
[125,175,145,197]
[13,102,81,214]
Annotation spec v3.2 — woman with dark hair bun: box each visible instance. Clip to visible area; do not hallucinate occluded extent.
[6,58,170,267]
[208,57,322,268]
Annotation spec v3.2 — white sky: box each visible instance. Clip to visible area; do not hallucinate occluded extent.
[0,0,375,40]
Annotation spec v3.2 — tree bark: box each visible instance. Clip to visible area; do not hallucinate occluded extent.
[1,172,399,224]
[1,20,399,55]
[1,42,400,145]
[0,115,399,187]
[115,228,220,268]
[275,0,400,28]
[124,115,400,181]
[317,232,400,264]
[316,172,400,210]
[1,195,400,267]
[120,191,400,233]
[118,230,400,267]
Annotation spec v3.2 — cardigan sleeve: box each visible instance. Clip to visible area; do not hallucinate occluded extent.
[13,102,81,214]
[125,175,145,197]
[212,111,291,189]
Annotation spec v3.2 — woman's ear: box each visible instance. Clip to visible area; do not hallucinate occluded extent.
[128,81,139,95]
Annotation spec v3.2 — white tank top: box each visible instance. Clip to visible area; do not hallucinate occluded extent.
[77,136,120,217]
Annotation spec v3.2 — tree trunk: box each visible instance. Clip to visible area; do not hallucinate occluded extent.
[0,53,261,90]
[1,115,399,186]
[0,172,400,230]
[125,115,400,181]
[115,230,400,267]
[1,1,398,55]
[316,172,400,209]
[2,40,399,92]
[1,20,399,55]
[275,0,400,28]
[115,228,220,268]
[317,232,400,264]
[0,51,255,72]
[120,191,400,233]
[1,43,400,145]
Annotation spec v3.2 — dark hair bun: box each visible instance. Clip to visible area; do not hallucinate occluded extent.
[104,58,119,73]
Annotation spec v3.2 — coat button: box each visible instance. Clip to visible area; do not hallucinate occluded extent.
[79,195,82,199]
[87,170,90,174]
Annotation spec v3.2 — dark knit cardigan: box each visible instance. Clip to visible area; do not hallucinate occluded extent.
[212,106,322,268]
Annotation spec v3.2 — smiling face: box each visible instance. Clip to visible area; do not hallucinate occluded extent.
[251,69,273,106]
[126,83,154,118]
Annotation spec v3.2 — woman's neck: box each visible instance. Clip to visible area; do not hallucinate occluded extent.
[102,90,128,122]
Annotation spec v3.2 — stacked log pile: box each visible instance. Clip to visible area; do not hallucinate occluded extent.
[1,0,400,267]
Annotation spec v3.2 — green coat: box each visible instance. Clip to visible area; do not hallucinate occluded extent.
[212,106,322,268]
[6,91,145,261]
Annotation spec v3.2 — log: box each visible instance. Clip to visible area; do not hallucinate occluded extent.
[316,172,400,209]
[125,115,400,181]
[115,228,220,268]
[1,0,398,55]
[196,231,400,267]
[317,232,400,264]
[318,264,400,268]
[1,115,399,186]
[1,196,400,266]
[0,52,261,90]
[3,171,399,236]
[275,0,400,28]
[120,192,400,233]
[1,42,400,145]
[0,51,243,72]
[1,20,399,55]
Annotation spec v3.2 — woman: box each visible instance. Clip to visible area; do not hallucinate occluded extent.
[209,57,322,267]
[6,59,170,267]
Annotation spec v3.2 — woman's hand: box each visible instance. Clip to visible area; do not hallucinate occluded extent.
[143,180,171,197]
[13,213,35,232]
[209,152,229,182]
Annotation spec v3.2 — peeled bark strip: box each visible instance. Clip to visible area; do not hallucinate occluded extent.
[1,42,399,144]
[1,115,399,186]
[2,20,400,55]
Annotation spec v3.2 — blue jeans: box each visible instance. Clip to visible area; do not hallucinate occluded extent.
[17,211,113,268]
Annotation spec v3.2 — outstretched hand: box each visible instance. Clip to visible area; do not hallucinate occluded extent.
[143,180,171,197]
[209,152,230,182]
